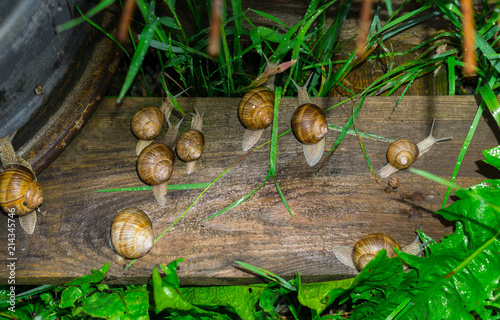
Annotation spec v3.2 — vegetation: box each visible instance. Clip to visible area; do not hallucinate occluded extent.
[2,0,500,319]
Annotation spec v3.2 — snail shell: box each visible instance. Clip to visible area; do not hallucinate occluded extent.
[137,143,175,185]
[110,208,154,259]
[386,139,419,170]
[238,87,275,130]
[176,129,205,162]
[352,233,401,271]
[131,107,166,140]
[291,103,328,144]
[0,164,43,216]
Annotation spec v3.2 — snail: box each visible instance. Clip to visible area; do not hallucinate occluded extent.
[239,59,297,151]
[176,108,205,174]
[132,87,190,156]
[332,233,424,271]
[291,77,328,166]
[136,116,183,206]
[0,139,43,234]
[132,107,166,155]
[110,207,154,259]
[379,119,451,178]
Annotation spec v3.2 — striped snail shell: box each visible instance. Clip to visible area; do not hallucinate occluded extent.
[352,233,401,271]
[291,103,328,144]
[137,143,175,185]
[131,107,166,140]
[176,129,205,162]
[111,208,154,259]
[238,87,275,130]
[386,139,419,170]
[0,164,43,216]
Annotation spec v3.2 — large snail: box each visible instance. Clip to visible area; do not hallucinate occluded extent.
[137,142,175,206]
[379,119,451,178]
[110,207,154,259]
[332,233,424,271]
[176,108,205,174]
[0,139,43,234]
[291,77,328,166]
[132,87,189,155]
[239,59,297,151]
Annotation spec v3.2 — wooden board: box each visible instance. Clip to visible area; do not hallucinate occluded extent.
[1,95,498,285]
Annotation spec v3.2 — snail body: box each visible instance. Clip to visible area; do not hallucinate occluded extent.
[0,140,42,234]
[332,233,424,272]
[239,59,297,151]
[132,107,166,156]
[291,77,328,166]
[379,119,451,178]
[111,208,154,259]
[137,143,175,206]
[176,129,205,174]
[292,103,328,145]
[0,164,43,216]
[176,108,205,174]
[239,87,275,151]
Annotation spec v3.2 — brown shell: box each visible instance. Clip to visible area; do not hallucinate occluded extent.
[131,107,166,140]
[176,129,205,162]
[387,139,419,169]
[352,233,401,271]
[292,103,328,144]
[111,208,154,259]
[238,87,275,130]
[137,143,175,185]
[0,164,43,216]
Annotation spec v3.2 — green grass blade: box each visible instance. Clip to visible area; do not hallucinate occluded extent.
[235,261,296,291]
[95,183,210,192]
[55,0,115,33]
[441,102,485,208]
[74,5,130,60]
[204,171,272,221]
[479,83,500,127]
[117,17,159,102]
[447,56,456,95]
[353,123,378,182]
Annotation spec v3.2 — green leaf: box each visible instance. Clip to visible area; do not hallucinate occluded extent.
[78,288,149,320]
[59,287,83,309]
[483,145,500,170]
[181,285,266,320]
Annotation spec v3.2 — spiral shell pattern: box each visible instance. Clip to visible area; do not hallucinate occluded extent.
[352,233,401,271]
[111,208,154,259]
[387,139,419,169]
[176,129,205,162]
[238,87,275,130]
[292,103,328,144]
[137,143,175,185]
[131,107,166,140]
[0,164,43,216]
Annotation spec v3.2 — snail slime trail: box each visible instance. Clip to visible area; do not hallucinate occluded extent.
[6,207,17,312]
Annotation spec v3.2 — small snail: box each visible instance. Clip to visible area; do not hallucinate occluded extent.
[239,58,297,151]
[332,233,424,272]
[110,208,154,259]
[0,139,43,234]
[176,108,205,174]
[132,107,166,155]
[132,87,190,156]
[379,119,451,178]
[137,143,175,206]
[291,77,328,166]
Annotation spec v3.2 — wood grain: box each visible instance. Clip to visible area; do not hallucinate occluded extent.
[1,95,498,285]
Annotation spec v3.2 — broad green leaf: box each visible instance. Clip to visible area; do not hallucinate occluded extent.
[59,287,83,309]
[483,145,500,170]
[181,285,266,320]
[79,288,149,320]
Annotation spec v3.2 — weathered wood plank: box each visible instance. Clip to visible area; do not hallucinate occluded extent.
[1,95,497,285]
